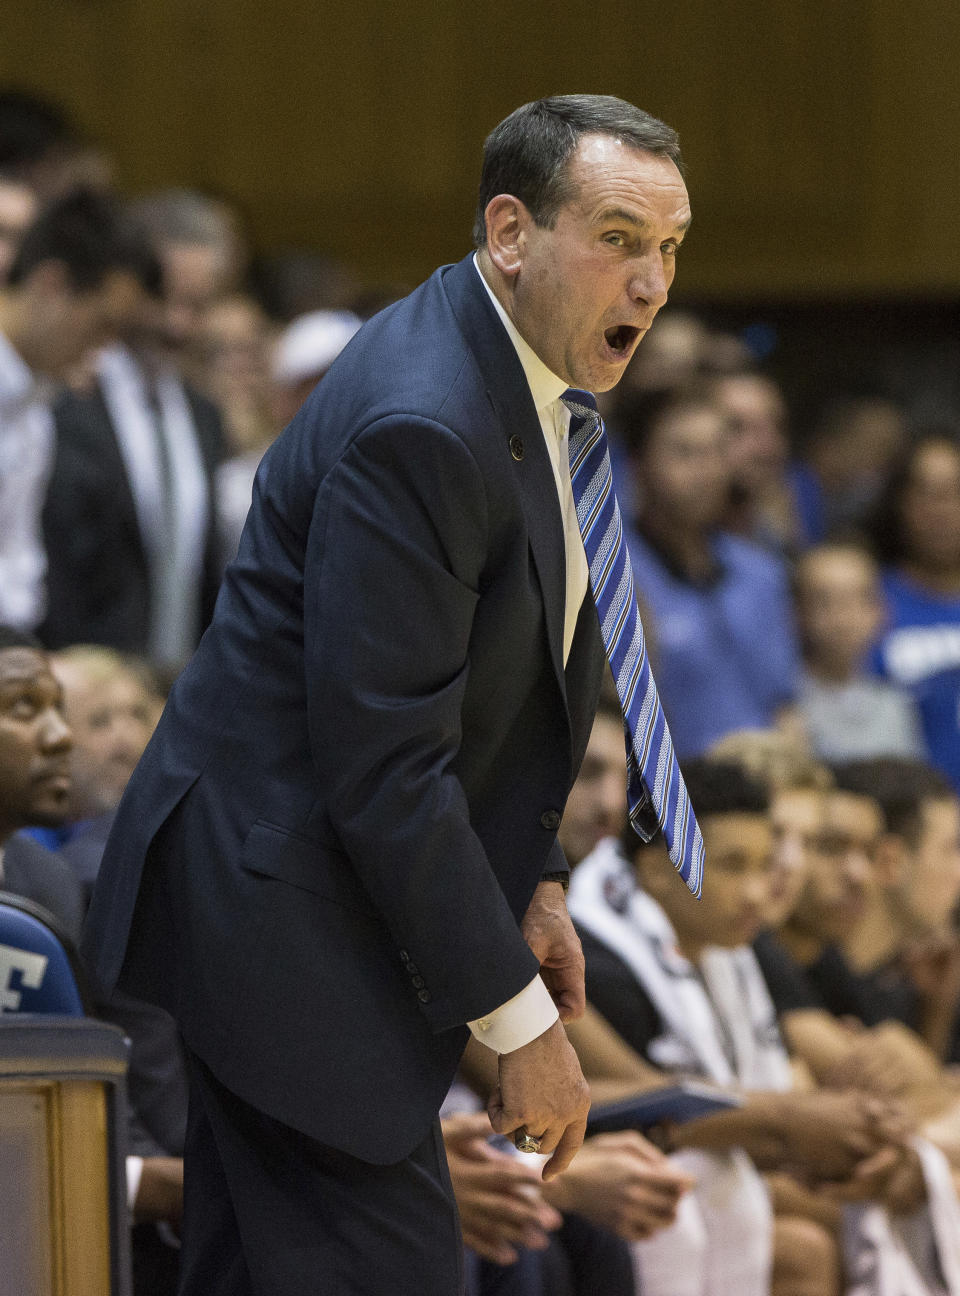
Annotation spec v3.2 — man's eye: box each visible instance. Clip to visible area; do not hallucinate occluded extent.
[604,233,626,247]
[10,698,38,719]
[661,241,680,256]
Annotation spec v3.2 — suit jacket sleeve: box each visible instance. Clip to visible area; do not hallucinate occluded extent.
[304,413,540,1033]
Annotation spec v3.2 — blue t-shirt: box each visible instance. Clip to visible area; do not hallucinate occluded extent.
[626,527,799,757]
[875,569,960,790]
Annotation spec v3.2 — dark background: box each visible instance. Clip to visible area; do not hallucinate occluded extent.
[4,0,960,418]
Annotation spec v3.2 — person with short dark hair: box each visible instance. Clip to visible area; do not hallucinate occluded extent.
[871,434,960,791]
[571,757,960,1296]
[0,88,114,198]
[0,623,80,937]
[84,93,700,1292]
[568,758,928,1296]
[794,543,925,762]
[620,385,800,756]
[832,758,960,1062]
[39,202,225,667]
[709,370,823,554]
[0,188,142,632]
[0,168,36,286]
[0,623,189,1293]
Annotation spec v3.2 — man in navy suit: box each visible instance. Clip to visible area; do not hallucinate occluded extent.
[83,95,692,1294]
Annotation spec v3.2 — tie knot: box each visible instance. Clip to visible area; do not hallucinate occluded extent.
[561,388,598,420]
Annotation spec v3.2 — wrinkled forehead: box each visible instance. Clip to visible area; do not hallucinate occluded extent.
[0,647,58,694]
[564,135,690,222]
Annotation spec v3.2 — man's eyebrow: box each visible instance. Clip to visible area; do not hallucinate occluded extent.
[595,207,647,228]
[594,208,693,236]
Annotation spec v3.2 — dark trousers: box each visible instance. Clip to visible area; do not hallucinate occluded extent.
[178,1050,464,1296]
[466,1215,636,1296]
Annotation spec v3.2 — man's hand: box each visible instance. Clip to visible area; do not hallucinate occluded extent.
[133,1156,184,1223]
[488,1019,591,1181]
[521,880,585,1023]
[542,1131,693,1241]
[683,1090,912,1181]
[818,1142,927,1215]
[773,1091,912,1182]
[442,1113,562,1266]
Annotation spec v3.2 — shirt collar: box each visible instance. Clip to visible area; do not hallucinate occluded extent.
[0,330,51,413]
[473,254,567,416]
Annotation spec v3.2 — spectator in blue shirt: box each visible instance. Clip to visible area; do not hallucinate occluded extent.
[621,386,800,758]
[711,370,825,555]
[872,432,960,791]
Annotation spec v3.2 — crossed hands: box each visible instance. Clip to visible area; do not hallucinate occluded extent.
[443,1115,694,1265]
[777,1090,925,1215]
[542,1130,693,1242]
[443,1113,562,1265]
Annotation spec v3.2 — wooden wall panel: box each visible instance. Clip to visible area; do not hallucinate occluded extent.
[1,0,959,297]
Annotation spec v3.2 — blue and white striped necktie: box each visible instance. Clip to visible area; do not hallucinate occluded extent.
[563,388,704,897]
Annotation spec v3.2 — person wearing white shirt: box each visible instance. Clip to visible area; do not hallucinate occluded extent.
[0,187,142,630]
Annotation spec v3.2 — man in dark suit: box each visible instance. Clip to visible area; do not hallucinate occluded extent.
[40,224,224,670]
[83,95,692,1293]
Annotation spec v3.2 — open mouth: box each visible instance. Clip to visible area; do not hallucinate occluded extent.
[604,324,641,355]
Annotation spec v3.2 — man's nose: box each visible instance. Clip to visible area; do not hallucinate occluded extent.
[629,253,669,311]
[39,707,72,751]
[742,873,770,910]
[843,848,872,888]
[600,771,627,828]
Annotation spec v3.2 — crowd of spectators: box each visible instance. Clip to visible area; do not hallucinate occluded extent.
[5,87,960,1295]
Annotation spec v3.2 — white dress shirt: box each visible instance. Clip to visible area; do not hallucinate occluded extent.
[97,344,209,669]
[464,258,590,1054]
[0,332,55,630]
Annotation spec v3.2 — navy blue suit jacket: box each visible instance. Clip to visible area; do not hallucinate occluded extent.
[82,254,605,1163]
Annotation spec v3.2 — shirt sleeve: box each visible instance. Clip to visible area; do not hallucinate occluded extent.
[752,930,822,1015]
[467,974,558,1054]
[126,1155,144,1213]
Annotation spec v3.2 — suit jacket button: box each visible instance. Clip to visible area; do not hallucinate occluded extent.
[412,975,425,989]
[399,950,410,963]
[509,435,524,461]
[540,809,561,831]
[406,962,419,976]
[417,989,431,1003]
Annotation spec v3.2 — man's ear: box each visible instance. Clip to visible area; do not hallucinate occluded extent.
[482,194,529,279]
[873,832,908,891]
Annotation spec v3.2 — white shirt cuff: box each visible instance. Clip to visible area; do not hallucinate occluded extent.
[126,1154,144,1213]
[467,974,559,1054]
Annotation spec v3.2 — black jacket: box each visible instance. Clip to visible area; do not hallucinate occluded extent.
[83,255,605,1163]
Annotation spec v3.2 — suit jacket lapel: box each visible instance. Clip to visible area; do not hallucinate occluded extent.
[442,255,568,697]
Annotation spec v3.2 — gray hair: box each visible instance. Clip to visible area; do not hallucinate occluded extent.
[128,188,238,251]
[473,94,683,246]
